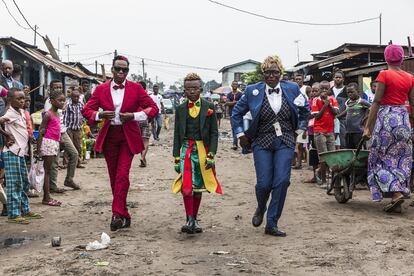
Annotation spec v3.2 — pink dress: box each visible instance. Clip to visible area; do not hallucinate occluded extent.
[40,111,61,156]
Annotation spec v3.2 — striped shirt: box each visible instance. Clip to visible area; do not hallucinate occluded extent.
[63,102,84,130]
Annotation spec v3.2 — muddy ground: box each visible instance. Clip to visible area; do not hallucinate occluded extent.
[1,119,414,276]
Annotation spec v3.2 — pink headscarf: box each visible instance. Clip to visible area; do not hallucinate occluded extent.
[384,44,404,66]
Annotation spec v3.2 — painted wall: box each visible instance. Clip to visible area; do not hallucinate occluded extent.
[221,62,258,86]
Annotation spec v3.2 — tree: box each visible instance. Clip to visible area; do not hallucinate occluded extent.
[241,64,263,85]
[204,79,221,92]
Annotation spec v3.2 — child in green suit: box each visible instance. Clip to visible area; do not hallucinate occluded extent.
[172,73,222,234]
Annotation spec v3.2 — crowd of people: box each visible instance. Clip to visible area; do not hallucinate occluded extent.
[0,57,165,225]
[1,44,414,237]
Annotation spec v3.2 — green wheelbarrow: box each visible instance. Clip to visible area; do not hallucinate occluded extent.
[318,140,369,203]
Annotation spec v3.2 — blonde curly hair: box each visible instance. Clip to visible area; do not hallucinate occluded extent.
[261,55,285,74]
[184,72,202,82]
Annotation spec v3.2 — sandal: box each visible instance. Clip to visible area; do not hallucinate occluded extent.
[23,212,43,219]
[139,159,147,168]
[304,178,317,183]
[42,199,62,207]
[384,197,404,213]
[7,216,30,224]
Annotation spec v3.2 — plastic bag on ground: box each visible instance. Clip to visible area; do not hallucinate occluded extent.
[86,232,111,251]
[29,159,44,193]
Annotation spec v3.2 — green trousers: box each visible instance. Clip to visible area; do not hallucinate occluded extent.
[50,132,78,189]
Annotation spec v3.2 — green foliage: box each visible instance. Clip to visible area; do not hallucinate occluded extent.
[204,79,221,92]
[241,64,263,85]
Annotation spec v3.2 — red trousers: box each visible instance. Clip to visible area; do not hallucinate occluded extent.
[103,126,134,219]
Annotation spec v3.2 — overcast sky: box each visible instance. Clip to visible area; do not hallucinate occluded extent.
[1,0,413,87]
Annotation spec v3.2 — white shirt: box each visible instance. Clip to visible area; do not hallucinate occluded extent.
[2,108,29,157]
[95,80,148,125]
[332,87,344,98]
[300,85,309,100]
[266,83,282,115]
[150,94,163,113]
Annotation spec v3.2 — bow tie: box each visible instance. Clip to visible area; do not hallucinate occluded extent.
[268,88,280,94]
[187,101,201,108]
[113,84,125,90]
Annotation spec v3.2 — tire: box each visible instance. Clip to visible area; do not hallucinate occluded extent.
[334,174,351,204]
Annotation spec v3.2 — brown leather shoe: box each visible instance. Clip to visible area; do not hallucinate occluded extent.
[64,180,81,190]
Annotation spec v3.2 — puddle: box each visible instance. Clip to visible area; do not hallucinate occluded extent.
[1,237,31,249]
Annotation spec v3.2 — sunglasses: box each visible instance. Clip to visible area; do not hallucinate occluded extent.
[263,70,280,76]
[113,66,129,73]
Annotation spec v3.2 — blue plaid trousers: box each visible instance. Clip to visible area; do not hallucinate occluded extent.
[3,151,30,218]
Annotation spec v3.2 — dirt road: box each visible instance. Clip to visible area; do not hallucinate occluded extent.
[1,119,414,276]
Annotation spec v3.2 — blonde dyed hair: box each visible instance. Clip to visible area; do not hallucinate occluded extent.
[184,72,202,82]
[261,55,285,74]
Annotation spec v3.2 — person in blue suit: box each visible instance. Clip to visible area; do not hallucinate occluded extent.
[231,56,310,237]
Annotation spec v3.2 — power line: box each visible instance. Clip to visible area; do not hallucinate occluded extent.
[207,0,379,26]
[76,52,113,62]
[121,52,218,71]
[12,0,45,38]
[1,0,30,30]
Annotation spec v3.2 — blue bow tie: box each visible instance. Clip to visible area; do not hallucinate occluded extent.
[268,88,280,94]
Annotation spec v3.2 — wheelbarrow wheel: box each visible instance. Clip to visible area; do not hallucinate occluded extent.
[334,174,351,204]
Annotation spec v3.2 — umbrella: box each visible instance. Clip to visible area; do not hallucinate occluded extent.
[212,86,231,95]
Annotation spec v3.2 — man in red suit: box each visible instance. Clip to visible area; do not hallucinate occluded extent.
[82,56,158,231]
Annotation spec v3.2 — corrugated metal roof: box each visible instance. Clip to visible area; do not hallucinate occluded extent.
[8,40,94,80]
[286,52,363,72]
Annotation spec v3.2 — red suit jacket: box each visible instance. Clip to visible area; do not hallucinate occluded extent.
[82,80,159,154]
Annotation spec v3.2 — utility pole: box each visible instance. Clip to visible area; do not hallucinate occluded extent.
[379,13,382,45]
[95,60,98,75]
[142,59,146,81]
[34,25,38,46]
[64,43,75,62]
[294,40,300,63]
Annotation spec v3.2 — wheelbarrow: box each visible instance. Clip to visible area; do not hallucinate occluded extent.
[318,140,369,203]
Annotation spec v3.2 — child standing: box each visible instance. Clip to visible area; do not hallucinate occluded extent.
[38,90,66,206]
[339,83,370,149]
[0,88,42,224]
[312,81,339,187]
[305,83,320,183]
[172,73,222,234]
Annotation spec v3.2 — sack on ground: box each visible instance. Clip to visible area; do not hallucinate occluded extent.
[29,159,44,193]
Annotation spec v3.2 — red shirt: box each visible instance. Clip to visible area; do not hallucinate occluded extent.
[377,70,414,105]
[311,96,338,133]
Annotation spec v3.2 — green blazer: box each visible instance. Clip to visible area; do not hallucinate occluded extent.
[173,98,219,157]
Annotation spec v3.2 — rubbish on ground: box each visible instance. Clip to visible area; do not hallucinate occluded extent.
[211,250,230,255]
[51,236,61,247]
[86,232,110,251]
[375,240,388,245]
[95,261,109,266]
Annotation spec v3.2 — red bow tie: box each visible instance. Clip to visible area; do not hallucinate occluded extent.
[113,84,125,90]
[188,102,195,108]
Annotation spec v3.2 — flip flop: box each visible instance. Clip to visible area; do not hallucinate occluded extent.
[384,197,404,213]
[7,216,30,224]
[42,199,62,207]
[23,212,43,219]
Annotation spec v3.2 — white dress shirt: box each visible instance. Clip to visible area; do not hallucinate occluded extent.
[266,83,282,115]
[95,80,148,125]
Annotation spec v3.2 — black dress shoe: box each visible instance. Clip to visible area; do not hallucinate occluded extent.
[122,218,131,228]
[181,216,195,234]
[265,227,287,237]
[194,220,203,233]
[252,208,264,227]
[110,216,123,231]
